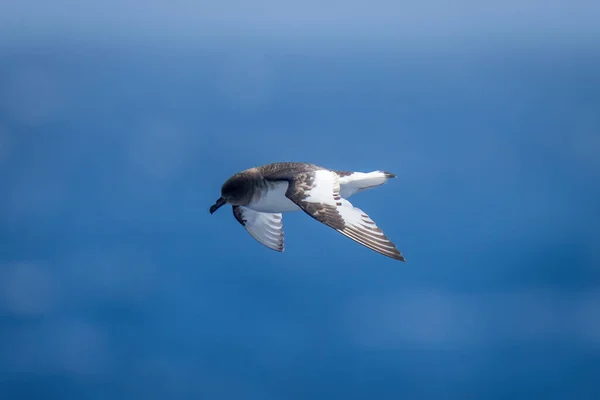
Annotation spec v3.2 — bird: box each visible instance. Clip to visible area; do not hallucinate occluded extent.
[209,162,405,261]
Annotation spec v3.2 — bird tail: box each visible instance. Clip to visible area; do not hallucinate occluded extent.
[338,170,396,198]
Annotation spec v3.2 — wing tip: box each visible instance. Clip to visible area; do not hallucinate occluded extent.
[394,253,406,262]
[382,248,406,262]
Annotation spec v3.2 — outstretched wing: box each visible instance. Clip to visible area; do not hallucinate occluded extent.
[284,169,405,261]
[232,206,284,252]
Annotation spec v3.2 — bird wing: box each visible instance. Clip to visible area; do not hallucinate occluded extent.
[232,206,284,252]
[284,169,405,261]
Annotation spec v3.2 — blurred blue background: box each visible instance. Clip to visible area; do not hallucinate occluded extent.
[1,1,600,399]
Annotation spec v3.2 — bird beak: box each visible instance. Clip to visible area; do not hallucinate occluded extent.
[209,197,227,214]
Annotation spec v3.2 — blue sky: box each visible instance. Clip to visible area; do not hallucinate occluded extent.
[2,0,599,40]
[1,3,600,399]
[2,0,600,45]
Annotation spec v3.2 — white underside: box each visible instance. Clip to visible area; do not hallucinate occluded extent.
[246,171,390,213]
[247,181,301,213]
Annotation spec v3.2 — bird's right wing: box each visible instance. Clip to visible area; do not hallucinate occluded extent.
[284,169,405,261]
[232,206,284,252]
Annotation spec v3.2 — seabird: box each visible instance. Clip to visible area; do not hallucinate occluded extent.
[209,162,405,261]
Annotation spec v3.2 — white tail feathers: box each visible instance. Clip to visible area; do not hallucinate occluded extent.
[338,171,395,198]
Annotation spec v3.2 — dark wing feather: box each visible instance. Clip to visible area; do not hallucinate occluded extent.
[257,162,322,181]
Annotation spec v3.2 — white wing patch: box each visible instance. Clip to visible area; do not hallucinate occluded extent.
[285,170,405,261]
[232,206,284,252]
[303,169,341,203]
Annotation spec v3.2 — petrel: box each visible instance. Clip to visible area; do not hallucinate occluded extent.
[209,162,405,261]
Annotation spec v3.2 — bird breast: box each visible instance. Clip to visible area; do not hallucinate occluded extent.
[247,181,301,213]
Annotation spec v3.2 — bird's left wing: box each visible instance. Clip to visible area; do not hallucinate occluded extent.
[284,169,405,261]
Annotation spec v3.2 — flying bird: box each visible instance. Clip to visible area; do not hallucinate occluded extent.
[209,162,405,261]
